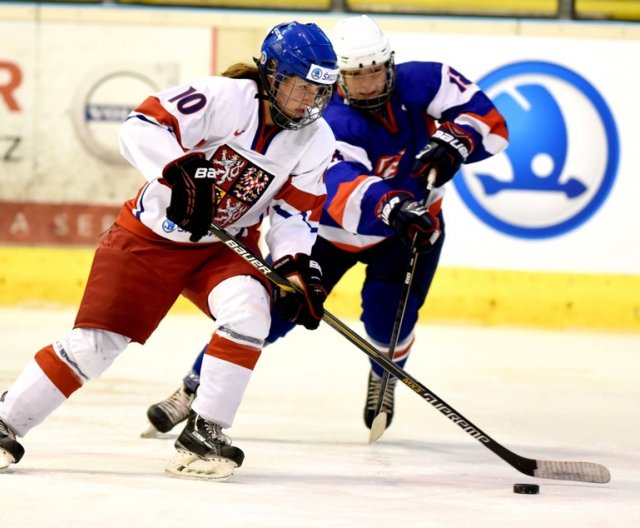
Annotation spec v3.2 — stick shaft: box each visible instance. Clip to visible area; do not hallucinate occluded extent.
[209,221,610,484]
[372,170,437,420]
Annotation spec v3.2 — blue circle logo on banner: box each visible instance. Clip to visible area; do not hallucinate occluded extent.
[455,61,619,239]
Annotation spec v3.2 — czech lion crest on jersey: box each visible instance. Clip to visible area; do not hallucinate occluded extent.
[210,145,274,226]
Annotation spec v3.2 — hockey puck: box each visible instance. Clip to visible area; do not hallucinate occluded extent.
[513,483,539,494]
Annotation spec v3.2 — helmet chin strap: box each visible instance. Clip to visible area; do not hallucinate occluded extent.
[256,68,289,129]
[253,88,276,127]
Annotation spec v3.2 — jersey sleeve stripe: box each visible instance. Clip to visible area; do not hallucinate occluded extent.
[273,183,326,223]
[326,174,371,228]
[318,224,386,251]
[455,108,509,155]
[330,142,373,171]
[133,96,186,151]
[427,65,479,119]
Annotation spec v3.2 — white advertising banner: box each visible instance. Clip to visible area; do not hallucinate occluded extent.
[1,10,638,277]
[0,19,36,182]
[1,21,212,204]
[391,33,640,275]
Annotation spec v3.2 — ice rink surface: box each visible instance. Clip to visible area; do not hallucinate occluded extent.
[1,307,639,527]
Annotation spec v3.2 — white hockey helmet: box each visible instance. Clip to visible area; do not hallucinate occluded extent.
[331,15,395,109]
[332,15,392,70]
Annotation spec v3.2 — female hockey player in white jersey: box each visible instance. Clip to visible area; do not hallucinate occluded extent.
[0,21,339,480]
[143,15,508,440]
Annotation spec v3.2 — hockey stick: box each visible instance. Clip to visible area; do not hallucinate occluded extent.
[369,169,438,443]
[209,220,611,484]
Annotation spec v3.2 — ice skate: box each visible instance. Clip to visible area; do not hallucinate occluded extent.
[0,418,24,471]
[142,385,195,438]
[165,412,244,481]
[364,370,397,430]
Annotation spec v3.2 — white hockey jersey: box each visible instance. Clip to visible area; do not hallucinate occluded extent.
[118,75,335,261]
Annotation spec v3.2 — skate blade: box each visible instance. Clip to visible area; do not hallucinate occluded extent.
[0,448,16,471]
[368,412,388,444]
[140,424,167,439]
[165,450,237,481]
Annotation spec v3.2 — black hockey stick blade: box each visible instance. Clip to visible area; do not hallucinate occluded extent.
[209,221,611,484]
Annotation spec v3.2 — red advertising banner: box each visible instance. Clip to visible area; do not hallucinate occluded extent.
[0,202,120,245]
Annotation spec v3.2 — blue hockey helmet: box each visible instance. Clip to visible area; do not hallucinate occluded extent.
[257,22,339,130]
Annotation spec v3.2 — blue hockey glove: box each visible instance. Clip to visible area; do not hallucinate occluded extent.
[273,253,327,330]
[163,153,218,242]
[377,192,441,253]
[412,122,473,188]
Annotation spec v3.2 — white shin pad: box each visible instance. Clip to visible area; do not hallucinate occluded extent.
[0,328,130,437]
[191,276,270,428]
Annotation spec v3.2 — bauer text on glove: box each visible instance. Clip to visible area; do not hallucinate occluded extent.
[412,122,474,188]
[163,153,218,242]
[377,192,441,253]
[272,254,327,330]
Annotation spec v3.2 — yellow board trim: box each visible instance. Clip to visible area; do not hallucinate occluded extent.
[575,0,640,19]
[118,0,331,7]
[345,0,558,15]
[1,246,638,331]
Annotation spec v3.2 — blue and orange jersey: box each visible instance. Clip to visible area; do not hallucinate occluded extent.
[319,61,508,252]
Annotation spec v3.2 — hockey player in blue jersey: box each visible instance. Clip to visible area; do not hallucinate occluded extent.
[144,15,508,437]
